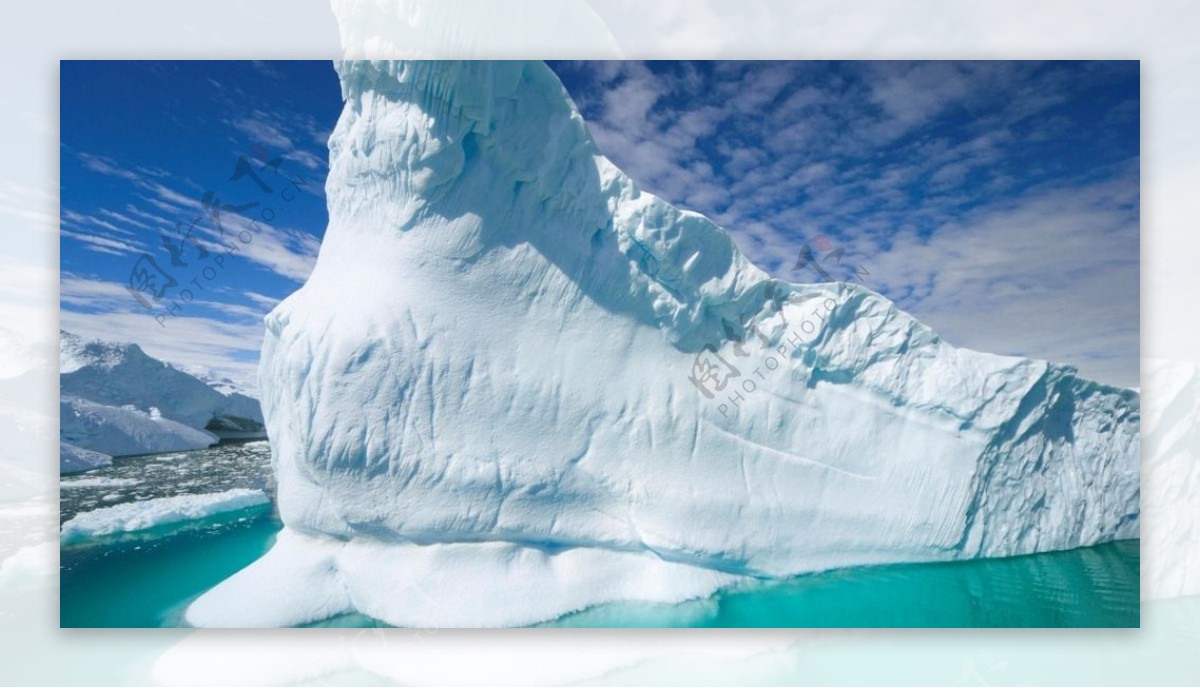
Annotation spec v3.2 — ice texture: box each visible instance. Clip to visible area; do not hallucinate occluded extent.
[189,60,1139,627]
[59,488,269,545]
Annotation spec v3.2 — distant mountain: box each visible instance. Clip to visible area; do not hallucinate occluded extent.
[175,363,256,398]
[59,331,266,469]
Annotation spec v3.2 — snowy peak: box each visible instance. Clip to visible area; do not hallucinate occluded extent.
[60,329,157,374]
[59,330,262,428]
[176,363,254,398]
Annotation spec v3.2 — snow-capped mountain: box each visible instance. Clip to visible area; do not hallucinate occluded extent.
[188,60,1139,628]
[175,363,256,398]
[59,331,266,470]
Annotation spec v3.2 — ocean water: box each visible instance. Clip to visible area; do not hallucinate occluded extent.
[59,446,1140,628]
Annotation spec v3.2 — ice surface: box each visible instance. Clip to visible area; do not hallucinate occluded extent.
[58,441,273,524]
[186,527,736,628]
[0,542,56,587]
[59,488,269,545]
[190,60,1140,627]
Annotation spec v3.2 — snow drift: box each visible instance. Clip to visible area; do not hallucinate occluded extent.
[189,60,1139,627]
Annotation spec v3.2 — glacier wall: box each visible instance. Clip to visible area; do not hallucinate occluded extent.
[188,60,1139,628]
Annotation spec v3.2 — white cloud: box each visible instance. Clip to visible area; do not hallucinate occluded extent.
[60,274,267,393]
[227,109,329,172]
[135,179,320,283]
[76,152,143,182]
[243,290,280,310]
[846,177,1139,387]
[554,60,1139,387]
[59,229,142,257]
[230,111,293,149]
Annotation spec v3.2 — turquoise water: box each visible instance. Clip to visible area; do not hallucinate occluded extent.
[544,539,1139,628]
[60,507,279,628]
[60,444,1139,628]
[60,506,1139,628]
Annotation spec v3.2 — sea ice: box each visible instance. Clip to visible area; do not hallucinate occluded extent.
[60,488,269,545]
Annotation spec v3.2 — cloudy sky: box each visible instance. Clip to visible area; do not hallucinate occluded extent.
[60,61,339,390]
[60,60,1139,390]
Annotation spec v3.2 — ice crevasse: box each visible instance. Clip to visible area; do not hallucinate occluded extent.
[187,60,1139,628]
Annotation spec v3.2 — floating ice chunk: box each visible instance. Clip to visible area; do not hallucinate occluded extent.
[60,488,269,545]
[60,476,139,489]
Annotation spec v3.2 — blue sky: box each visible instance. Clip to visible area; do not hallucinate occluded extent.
[60,61,339,389]
[60,60,1139,390]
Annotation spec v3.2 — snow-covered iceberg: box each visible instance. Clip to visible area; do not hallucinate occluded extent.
[189,60,1139,628]
[58,331,266,464]
[60,395,217,459]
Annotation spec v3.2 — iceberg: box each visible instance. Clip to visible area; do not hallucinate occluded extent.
[1142,359,1200,599]
[59,488,269,545]
[60,476,138,489]
[189,60,1139,627]
[60,395,218,459]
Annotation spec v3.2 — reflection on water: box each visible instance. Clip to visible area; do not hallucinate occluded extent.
[545,539,1139,628]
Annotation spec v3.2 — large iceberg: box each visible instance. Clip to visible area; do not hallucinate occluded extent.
[188,60,1139,628]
